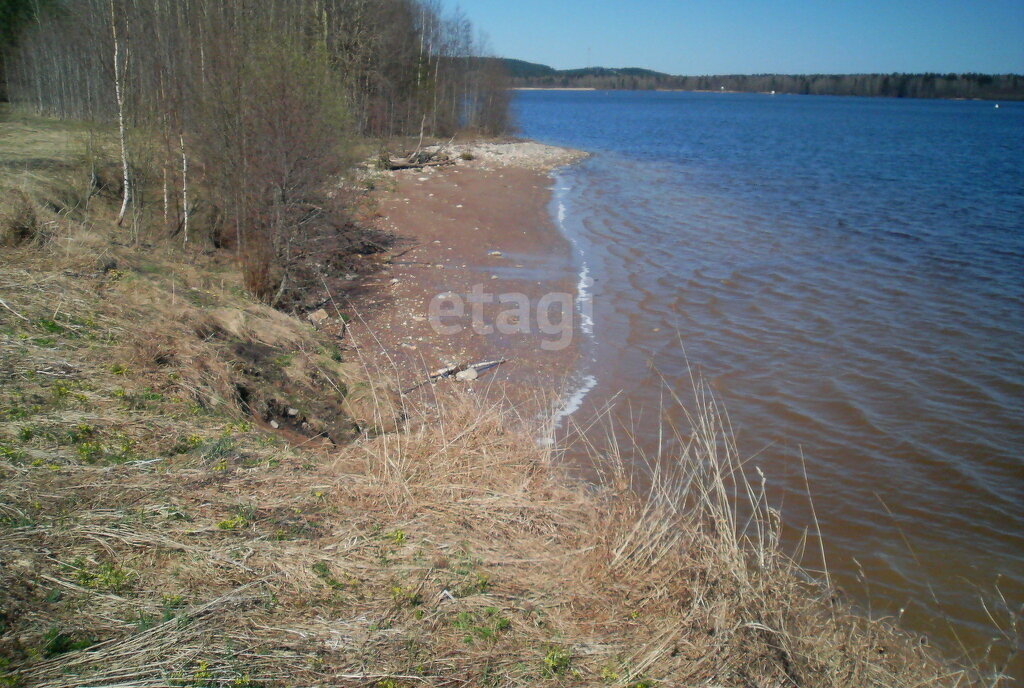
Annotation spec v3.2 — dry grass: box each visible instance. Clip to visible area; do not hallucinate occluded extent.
[0,109,985,688]
[0,256,965,687]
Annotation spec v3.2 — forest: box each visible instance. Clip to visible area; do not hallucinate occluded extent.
[1,0,510,301]
[506,61,1024,100]
[4,0,510,135]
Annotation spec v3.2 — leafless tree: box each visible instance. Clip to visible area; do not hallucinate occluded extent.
[6,0,511,298]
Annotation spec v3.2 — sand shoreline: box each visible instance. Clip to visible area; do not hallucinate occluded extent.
[347,141,590,409]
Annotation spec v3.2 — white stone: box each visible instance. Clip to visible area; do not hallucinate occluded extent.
[307,308,329,324]
[455,368,478,382]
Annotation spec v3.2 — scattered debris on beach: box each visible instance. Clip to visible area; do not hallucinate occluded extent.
[368,141,587,176]
[381,147,456,171]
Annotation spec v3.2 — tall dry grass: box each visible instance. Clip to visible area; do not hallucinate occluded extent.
[1,277,967,686]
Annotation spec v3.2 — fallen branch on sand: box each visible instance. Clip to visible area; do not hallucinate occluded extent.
[403,358,508,393]
[383,144,458,171]
[385,157,455,171]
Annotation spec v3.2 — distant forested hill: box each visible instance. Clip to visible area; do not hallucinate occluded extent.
[502,60,1024,100]
[500,59,558,79]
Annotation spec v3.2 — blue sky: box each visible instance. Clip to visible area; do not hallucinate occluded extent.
[459,0,1024,74]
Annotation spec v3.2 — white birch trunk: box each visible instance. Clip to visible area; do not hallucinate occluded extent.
[180,134,189,244]
[111,0,131,226]
[162,167,169,227]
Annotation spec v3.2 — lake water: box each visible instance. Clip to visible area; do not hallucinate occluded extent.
[514,90,1024,676]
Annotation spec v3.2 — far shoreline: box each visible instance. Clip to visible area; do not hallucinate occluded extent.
[509,86,1019,102]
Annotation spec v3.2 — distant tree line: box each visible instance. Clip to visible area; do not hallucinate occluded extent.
[1,0,509,302]
[506,62,1024,101]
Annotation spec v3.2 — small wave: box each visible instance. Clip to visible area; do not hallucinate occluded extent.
[551,173,599,428]
[554,178,597,339]
[552,373,598,430]
[578,262,594,336]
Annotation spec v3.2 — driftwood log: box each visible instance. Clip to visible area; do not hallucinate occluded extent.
[386,157,455,171]
[402,358,508,394]
[383,145,456,171]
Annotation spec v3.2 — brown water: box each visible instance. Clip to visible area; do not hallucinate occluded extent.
[515,91,1024,678]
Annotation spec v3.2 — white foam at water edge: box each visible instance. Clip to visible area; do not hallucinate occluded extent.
[538,370,598,445]
[550,176,599,430]
[577,262,594,336]
[556,194,594,337]
[552,373,598,430]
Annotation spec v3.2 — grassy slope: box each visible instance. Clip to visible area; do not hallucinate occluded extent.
[0,111,960,687]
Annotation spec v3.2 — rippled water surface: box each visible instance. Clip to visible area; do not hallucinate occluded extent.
[514,90,1024,674]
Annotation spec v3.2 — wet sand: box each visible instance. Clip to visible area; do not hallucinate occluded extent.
[346,145,587,407]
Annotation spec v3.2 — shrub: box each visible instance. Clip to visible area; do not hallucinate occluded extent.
[194,33,353,304]
[0,188,38,246]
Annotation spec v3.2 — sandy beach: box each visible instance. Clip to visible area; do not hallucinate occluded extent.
[346,142,588,406]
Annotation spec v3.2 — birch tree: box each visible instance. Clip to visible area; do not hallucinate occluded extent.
[109,0,131,225]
